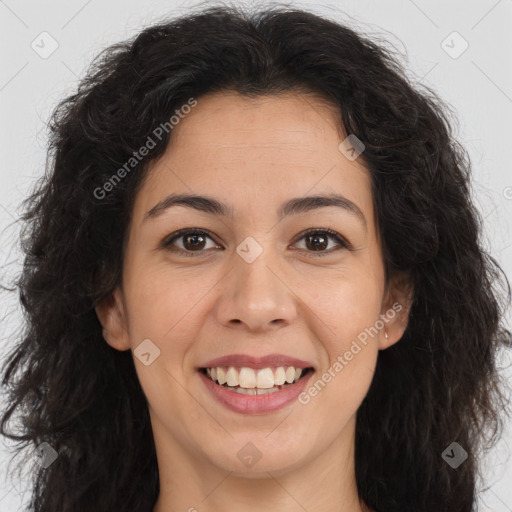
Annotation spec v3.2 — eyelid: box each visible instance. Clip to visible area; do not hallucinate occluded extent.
[161,227,352,256]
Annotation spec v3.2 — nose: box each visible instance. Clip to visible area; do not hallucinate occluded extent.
[215,246,298,333]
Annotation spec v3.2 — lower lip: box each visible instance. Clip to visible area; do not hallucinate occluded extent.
[198,369,314,414]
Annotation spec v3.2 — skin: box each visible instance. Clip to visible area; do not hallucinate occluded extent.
[96,90,412,512]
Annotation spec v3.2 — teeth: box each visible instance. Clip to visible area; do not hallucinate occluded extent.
[203,365,307,388]
[227,386,280,395]
[217,367,227,385]
[226,367,238,387]
[239,367,256,388]
[257,368,274,388]
[274,366,286,385]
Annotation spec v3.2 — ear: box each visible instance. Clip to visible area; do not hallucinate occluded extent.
[94,287,131,351]
[378,270,414,350]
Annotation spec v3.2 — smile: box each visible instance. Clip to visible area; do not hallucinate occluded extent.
[197,366,315,413]
[202,365,310,393]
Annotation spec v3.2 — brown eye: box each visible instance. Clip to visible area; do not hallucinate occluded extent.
[304,232,329,251]
[162,229,219,257]
[162,227,350,258]
[294,228,349,255]
[182,233,207,251]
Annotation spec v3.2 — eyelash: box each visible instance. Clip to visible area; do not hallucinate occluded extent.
[161,227,351,258]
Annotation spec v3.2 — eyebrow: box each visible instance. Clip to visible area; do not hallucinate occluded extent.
[143,192,367,230]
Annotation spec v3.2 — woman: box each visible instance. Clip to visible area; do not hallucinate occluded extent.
[1,4,510,512]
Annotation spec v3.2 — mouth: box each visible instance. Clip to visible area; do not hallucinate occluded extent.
[197,365,315,395]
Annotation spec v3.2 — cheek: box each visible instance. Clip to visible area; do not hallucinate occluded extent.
[301,278,380,423]
[125,261,213,334]
[122,267,210,420]
[300,269,382,400]
[302,267,384,338]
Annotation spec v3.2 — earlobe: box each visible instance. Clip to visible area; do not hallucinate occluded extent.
[94,287,131,351]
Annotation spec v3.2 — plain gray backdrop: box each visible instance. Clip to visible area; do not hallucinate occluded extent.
[1,0,511,510]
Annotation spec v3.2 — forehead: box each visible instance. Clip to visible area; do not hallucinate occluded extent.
[132,91,373,225]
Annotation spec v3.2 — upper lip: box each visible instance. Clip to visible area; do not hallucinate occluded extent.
[197,353,314,370]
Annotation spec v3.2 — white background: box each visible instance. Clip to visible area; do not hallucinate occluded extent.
[0,0,511,510]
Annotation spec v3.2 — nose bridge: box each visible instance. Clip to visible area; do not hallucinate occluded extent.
[215,234,297,331]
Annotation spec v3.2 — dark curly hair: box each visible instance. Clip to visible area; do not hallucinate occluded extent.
[1,3,511,512]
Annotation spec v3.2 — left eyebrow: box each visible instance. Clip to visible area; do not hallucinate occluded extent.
[143,192,367,231]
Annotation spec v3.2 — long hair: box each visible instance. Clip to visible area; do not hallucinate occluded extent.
[1,4,511,511]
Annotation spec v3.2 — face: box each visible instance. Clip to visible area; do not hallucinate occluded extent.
[96,91,411,478]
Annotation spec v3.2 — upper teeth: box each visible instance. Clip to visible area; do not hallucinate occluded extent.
[205,366,304,388]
